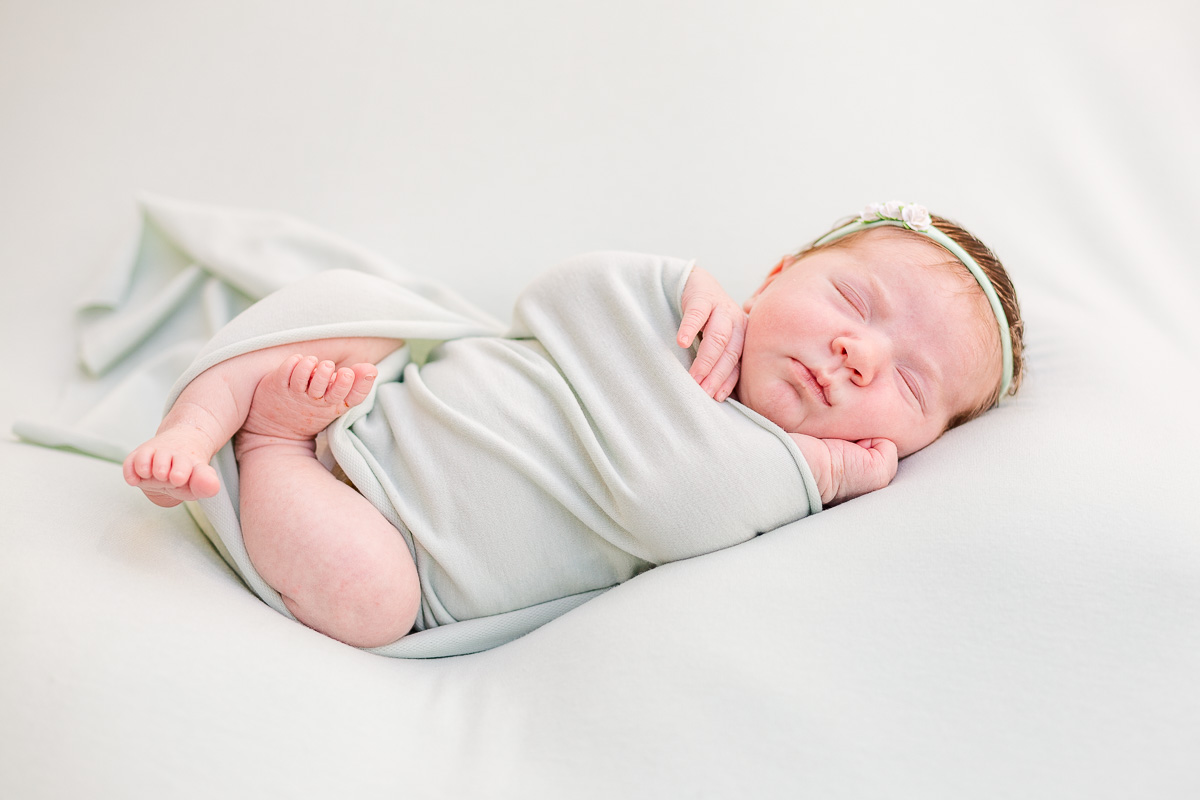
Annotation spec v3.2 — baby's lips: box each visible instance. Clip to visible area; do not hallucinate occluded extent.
[790,358,831,406]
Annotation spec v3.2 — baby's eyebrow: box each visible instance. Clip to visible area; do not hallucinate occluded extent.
[865,273,890,316]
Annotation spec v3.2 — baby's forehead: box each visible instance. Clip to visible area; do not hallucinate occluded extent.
[852,226,963,271]
[833,229,982,298]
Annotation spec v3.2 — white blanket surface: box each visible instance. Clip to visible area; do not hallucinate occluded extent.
[3,1,1197,797]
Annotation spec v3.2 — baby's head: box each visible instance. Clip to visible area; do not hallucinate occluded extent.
[735,203,1024,457]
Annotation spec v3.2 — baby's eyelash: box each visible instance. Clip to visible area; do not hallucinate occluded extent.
[899,368,925,410]
[835,283,866,318]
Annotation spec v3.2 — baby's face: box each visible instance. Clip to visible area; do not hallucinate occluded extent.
[735,230,1000,457]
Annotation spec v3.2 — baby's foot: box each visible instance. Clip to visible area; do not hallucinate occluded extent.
[235,355,377,456]
[123,426,222,508]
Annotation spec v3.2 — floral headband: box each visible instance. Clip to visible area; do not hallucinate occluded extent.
[812,201,1014,401]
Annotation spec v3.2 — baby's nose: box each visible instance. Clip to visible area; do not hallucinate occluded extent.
[834,334,886,386]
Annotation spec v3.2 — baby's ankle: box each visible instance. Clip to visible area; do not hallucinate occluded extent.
[233,429,317,462]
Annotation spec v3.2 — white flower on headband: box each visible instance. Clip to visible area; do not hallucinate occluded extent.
[879,200,904,220]
[861,202,885,220]
[859,201,933,232]
[901,204,932,231]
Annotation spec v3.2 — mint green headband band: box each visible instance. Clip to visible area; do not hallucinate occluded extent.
[812,202,1014,401]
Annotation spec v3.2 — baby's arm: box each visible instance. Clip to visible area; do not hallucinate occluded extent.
[789,435,898,506]
[677,266,747,401]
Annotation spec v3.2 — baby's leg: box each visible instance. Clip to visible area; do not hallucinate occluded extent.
[123,337,402,507]
[235,355,419,647]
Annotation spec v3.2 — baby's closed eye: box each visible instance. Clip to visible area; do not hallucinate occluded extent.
[834,281,867,319]
[897,367,925,411]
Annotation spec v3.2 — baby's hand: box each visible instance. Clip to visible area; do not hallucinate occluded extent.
[789,434,899,506]
[677,266,747,401]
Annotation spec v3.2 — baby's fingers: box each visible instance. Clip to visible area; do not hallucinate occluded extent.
[856,438,898,463]
[689,311,732,375]
[854,438,899,485]
[677,299,715,349]
[692,313,746,399]
[715,363,740,403]
[700,316,746,399]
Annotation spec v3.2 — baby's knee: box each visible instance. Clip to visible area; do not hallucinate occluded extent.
[285,565,419,649]
[340,577,420,648]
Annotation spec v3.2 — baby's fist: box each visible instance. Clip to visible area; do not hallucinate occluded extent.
[790,435,899,506]
[831,438,898,505]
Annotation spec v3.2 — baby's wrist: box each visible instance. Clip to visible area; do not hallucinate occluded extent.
[789,433,836,504]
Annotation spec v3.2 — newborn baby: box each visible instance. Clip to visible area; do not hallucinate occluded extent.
[123,203,1024,650]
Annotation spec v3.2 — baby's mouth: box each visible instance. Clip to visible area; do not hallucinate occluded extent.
[790,359,830,406]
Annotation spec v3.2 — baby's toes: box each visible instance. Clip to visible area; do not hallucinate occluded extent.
[323,367,357,407]
[151,450,175,482]
[123,451,144,485]
[167,457,194,488]
[308,360,337,400]
[128,446,156,481]
[270,354,303,390]
[342,364,379,408]
[189,463,221,499]
[289,356,321,394]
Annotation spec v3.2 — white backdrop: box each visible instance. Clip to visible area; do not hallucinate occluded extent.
[2,2,1198,798]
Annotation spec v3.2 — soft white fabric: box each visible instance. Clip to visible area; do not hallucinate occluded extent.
[2,1,1197,797]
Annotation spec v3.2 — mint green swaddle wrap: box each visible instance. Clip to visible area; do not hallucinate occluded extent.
[15,195,821,658]
[176,254,822,657]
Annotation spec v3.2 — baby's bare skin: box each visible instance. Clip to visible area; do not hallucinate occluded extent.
[788,434,898,506]
[123,424,222,507]
[122,356,375,506]
[124,339,400,504]
[235,354,376,452]
[124,337,417,648]
[234,355,419,648]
